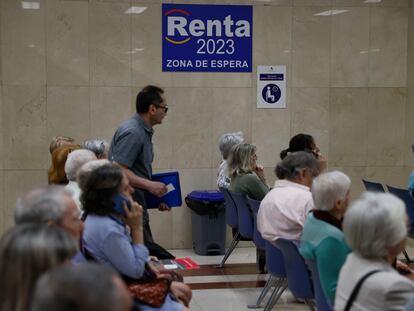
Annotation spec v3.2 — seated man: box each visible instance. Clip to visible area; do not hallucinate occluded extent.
[31,263,132,311]
[300,171,352,303]
[257,151,319,242]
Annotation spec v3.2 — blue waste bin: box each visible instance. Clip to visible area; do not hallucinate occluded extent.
[185,190,226,256]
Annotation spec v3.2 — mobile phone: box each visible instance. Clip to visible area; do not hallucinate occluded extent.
[112,194,131,217]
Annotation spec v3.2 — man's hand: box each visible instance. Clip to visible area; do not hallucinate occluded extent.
[158,202,171,212]
[148,181,168,197]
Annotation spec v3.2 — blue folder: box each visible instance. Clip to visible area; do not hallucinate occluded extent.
[146,171,182,209]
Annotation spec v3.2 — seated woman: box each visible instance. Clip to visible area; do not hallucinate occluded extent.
[0,224,77,311]
[228,143,269,200]
[280,133,326,171]
[217,131,244,189]
[335,192,414,310]
[257,151,320,242]
[300,171,351,303]
[79,163,190,311]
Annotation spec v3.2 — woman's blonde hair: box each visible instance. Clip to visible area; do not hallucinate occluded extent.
[227,143,256,178]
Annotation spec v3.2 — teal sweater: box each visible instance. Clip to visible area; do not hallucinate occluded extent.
[229,173,269,201]
[299,213,351,303]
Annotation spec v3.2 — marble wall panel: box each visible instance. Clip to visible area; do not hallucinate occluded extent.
[47,87,91,143]
[0,86,2,169]
[329,88,368,166]
[408,6,414,88]
[252,88,291,168]
[1,0,46,85]
[46,0,89,85]
[292,7,331,87]
[211,88,253,167]
[2,86,48,169]
[366,88,405,166]
[290,87,330,159]
[90,87,132,143]
[293,0,332,5]
[366,166,411,190]
[333,0,408,6]
[0,170,3,233]
[89,2,131,86]
[253,6,292,84]
[404,88,414,166]
[331,7,369,87]
[167,88,214,169]
[3,170,47,231]
[369,7,408,87]
[252,0,292,5]
[131,4,172,87]
[147,207,173,249]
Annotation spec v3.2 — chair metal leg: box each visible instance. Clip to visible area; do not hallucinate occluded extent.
[263,279,287,311]
[247,275,275,309]
[403,249,414,263]
[218,230,241,268]
[304,299,316,311]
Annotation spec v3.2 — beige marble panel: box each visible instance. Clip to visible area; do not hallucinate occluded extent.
[291,88,330,158]
[166,88,214,169]
[328,166,367,199]
[333,0,408,6]
[172,168,216,248]
[291,7,331,87]
[0,86,3,169]
[366,88,405,166]
[407,6,414,88]
[92,0,131,3]
[90,2,131,86]
[253,0,292,5]
[3,170,47,231]
[263,166,277,188]
[252,88,291,168]
[47,87,91,143]
[169,0,251,4]
[46,0,89,85]
[211,88,253,167]
[253,6,292,83]
[293,0,332,5]
[369,7,408,87]
[147,207,173,249]
[171,73,252,88]
[131,4,172,87]
[366,166,411,190]
[404,87,414,166]
[2,86,48,169]
[331,7,369,87]
[90,87,132,143]
[329,88,368,166]
[1,0,46,85]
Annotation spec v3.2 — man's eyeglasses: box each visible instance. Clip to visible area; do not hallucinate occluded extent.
[154,104,168,113]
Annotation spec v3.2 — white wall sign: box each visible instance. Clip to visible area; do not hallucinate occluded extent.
[257,65,286,108]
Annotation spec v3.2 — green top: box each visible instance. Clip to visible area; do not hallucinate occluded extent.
[229,173,269,201]
[299,213,351,303]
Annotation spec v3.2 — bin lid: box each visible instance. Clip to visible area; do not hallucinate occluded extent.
[187,190,224,202]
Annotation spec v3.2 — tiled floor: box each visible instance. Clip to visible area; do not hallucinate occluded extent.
[169,248,309,311]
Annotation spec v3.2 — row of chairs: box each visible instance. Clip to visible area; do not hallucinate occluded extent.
[218,188,331,310]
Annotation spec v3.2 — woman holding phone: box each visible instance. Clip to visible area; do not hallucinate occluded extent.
[79,163,191,311]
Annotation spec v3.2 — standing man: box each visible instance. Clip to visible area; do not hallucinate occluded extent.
[109,85,174,259]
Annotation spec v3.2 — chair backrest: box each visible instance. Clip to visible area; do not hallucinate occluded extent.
[246,196,266,250]
[265,241,286,278]
[386,185,414,235]
[275,238,314,300]
[219,187,238,228]
[229,191,254,239]
[306,260,333,311]
[362,179,385,192]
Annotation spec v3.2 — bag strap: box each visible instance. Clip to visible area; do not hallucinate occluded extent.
[344,269,383,311]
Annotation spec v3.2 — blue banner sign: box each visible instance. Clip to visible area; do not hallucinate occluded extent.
[162,4,252,72]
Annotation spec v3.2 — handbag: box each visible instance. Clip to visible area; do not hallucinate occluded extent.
[127,277,171,308]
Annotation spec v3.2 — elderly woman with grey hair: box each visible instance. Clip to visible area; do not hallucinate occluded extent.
[258,151,320,242]
[217,132,244,188]
[64,149,97,211]
[335,192,414,311]
[300,171,351,303]
[82,139,110,159]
